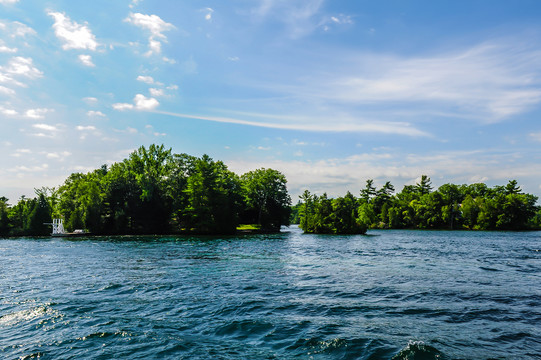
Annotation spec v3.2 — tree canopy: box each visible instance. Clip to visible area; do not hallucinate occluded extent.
[296,176,540,234]
[0,145,291,236]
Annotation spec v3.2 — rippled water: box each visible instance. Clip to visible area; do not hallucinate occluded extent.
[1,227,540,359]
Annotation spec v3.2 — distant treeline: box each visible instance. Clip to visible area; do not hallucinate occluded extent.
[291,176,541,234]
[0,144,291,236]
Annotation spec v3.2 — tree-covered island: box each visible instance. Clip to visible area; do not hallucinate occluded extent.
[293,176,541,234]
[0,144,291,236]
[1,146,540,237]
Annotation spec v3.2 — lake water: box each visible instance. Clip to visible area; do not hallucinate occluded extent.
[1,226,540,359]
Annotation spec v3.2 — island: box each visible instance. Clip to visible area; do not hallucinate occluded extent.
[1,145,540,237]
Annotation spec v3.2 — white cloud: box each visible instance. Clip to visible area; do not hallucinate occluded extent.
[166,84,178,90]
[45,151,71,160]
[11,148,31,157]
[86,110,105,117]
[149,88,164,97]
[0,0,19,4]
[76,125,97,131]
[320,14,353,31]
[112,103,134,111]
[0,105,17,115]
[48,11,98,51]
[125,13,174,39]
[114,127,138,135]
[203,8,214,21]
[0,44,17,53]
[24,108,52,119]
[137,75,155,84]
[10,21,36,38]
[0,86,15,95]
[0,73,22,87]
[1,56,43,79]
[134,94,159,110]
[32,123,57,131]
[129,0,142,9]
[82,96,98,104]
[125,12,175,56]
[78,54,95,67]
[148,38,161,54]
[113,94,159,111]
[10,164,49,173]
[162,56,176,64]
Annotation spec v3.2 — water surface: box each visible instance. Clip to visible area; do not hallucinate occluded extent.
[1,227,540,359]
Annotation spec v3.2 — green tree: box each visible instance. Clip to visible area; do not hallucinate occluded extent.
[299,190,315,233]
[358,202,376,231]
[181,155,242,234]
[504,180,521,195]
[496,193,538,230]
[312,193,333,233]
[289,201,302,224]
[0,197,10,237]
[125,144,174,233]
[241,168,291,231]
[461,195,480,229]
[56,169,106,233]
[168,153,198,228]
[360,179,377,203]
[415,175,432,195]
[438,183,463,229]
[27,191,52,235]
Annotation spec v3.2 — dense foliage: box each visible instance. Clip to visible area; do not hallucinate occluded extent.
[296,176,540,234]
[0,145,291,236]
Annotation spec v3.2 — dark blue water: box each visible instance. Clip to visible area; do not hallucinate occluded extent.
[1,227,540,359]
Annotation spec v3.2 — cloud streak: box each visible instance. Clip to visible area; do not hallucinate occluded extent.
[297,41,541,122]
[153,110,429,136]
[252,0,325,38]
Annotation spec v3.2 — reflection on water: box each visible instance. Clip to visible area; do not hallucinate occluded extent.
[1,227,540,359]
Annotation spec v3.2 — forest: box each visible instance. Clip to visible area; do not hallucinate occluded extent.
[2,145,540,237]
[292,176,541,234]
[0,144,292,236]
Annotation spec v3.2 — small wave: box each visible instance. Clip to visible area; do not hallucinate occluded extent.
[392,341,449,360]
[479,266,502,272]
[286,337,395,358]
[0,304,59,326]
[77,330,132,341]
[213,319,274,340]
[18,352,45,360]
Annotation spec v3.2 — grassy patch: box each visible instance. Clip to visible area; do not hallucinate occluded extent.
[236,224,262,231]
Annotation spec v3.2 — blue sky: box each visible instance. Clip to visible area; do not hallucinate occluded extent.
[1,0,541,202]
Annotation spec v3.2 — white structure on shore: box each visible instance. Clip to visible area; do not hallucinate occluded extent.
[45,218,66,235]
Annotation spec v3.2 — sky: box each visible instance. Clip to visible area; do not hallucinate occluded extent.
[1,0,541,203]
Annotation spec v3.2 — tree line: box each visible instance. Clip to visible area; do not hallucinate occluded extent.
[292,176,541,234]
[0,144,292,236]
